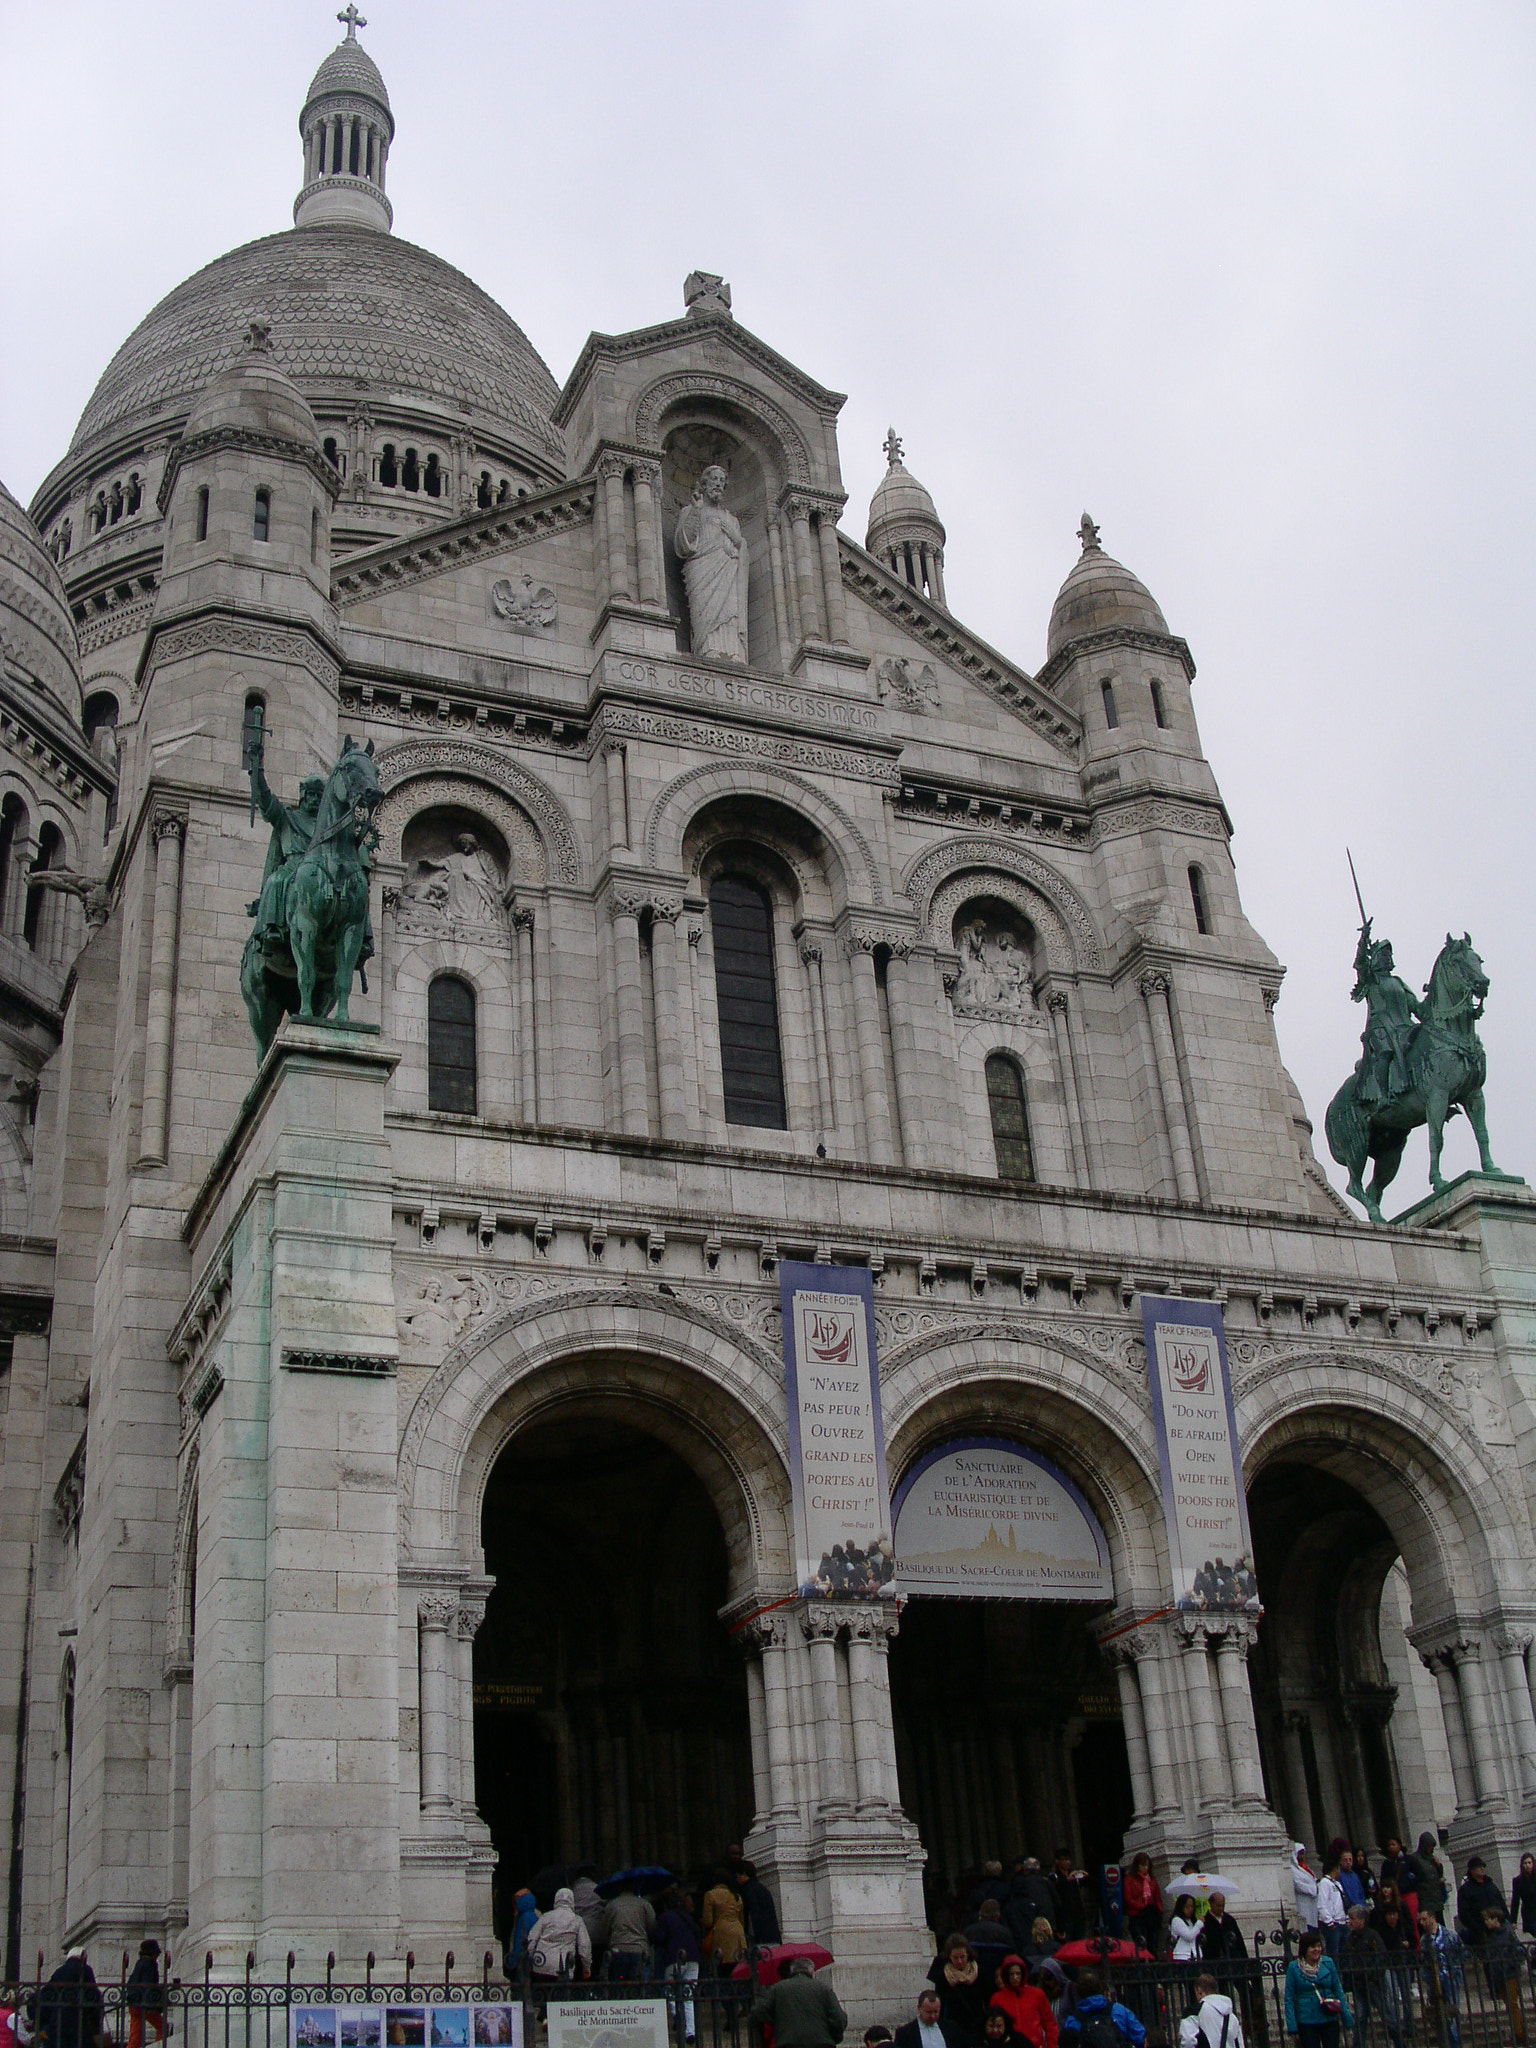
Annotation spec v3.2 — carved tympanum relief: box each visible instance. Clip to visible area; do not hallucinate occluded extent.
[877,655,940,712]
[490,573,557,630]
[397,807,510,940]
[951,904,1037,1020]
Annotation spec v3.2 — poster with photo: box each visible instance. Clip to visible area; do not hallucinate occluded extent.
[547,2001,669,2048]
[382,2010,426,2048]
[469,2007,523,2048]
[293,2013,384,2048]
[427,2014,470,2048]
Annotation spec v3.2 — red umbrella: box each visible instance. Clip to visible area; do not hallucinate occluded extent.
[1051,1938,1152,1968]
[731,1942,836,1986]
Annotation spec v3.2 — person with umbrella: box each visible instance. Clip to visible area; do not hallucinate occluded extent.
[750,1956,848,2048]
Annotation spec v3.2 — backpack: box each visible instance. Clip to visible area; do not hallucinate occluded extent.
[1076,2008,1124,2048]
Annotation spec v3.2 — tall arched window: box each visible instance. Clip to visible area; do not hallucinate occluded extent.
[25,822,62,952]
[709,876,786,1129]
[985,1053,1033,1182]
[1189,864,1211,935]
[1150,677,1168,728]
[253,489,270,542]
[427,974,477,1114]
[1101,679,1119,730]
[0,793,24,929]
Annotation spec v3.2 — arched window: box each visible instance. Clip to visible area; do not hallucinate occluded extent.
[0,794,23,930]
[402,448,420,492]
[194,487,209,542]
[709,876,786,1129]
[424,453,442,499]
[253,489,270,542]
[1150,677,1168,728]
[1101,679,1119,730]
[496,478,511,504]
[427,974,477,1114]
[126,473,142,516]
[311,507,320,561]
[25,822,63,952]
[985,1052,1033,1182]
[109,481,123,526]
[477,471,492,510]
[1189,864,1211,935]
[322,436,340,471]
[379,444,398,488]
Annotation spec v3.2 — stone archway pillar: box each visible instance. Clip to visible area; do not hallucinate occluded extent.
[1493,1629,1536,1804]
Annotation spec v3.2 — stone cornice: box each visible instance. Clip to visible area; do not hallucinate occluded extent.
[554,312,847,430]
[1034,623,1198,690]
[0,675,112,796]
[840,540,1081,757]
[135,602,343,700]
[330,476,597,605]
[155,427,343,517]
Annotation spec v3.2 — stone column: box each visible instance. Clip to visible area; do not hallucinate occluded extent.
[513,907,537,1127]
[1128,1638,1181,1817]
[766,515,795,671]
[604,739,630,855]
[1106,1647,1155,1823]
[1280,1712,1313,1839]
[802,1606,851,1811]
[533,904,555,1124]
[1494,1628,1536,1802]
[846,1612,890,1809]
[456,1595,487,1812]
[844,934,895,1166]
[753,1616,797,1817]
[649,899,689,1142]
[1212,1622,1267,1804]
[599,453,630,604]
[882,942,925,1168]
[2,831,34,942]
[1047,989,1090,1186]
[743,1651,770,1823]
[816,509,849,643]
[929,549,947,607]
[140,813,185,1166]
[1423,1649,1480,1814]
[1177,1621,1232,1810]
[610,893,649,1136]
[1141,971,1200,1202]
[1454,1639,1504,1810]
[631,458,664,608]
[800,942,835,1130]
[694,910,728,1135]
[788,500,823,644]
[418,1594,456,1813]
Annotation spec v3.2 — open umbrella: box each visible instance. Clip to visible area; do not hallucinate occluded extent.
[596,1865,675,1899]
[1052,1937,1153,1969]
[527,1862,585,1907]
[1184,1873,1242,1900]
[731,1942,835,1987]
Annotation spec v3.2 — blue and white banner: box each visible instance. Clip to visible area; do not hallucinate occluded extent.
[1139,1295,1259,1612]
[779,1260,894,1599]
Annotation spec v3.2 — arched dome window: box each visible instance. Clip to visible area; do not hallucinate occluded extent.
[709,876,786,1130]
[25,821,63,953]
[427,974,477,1115]
[985,1052,1033,1183]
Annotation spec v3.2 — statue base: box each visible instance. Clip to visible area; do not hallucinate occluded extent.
[1391,1169,1532,1229]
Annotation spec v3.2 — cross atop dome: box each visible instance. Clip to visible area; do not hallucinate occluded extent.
[1078,511,1102,553]
[883,427,904,469]
[337,4,366,39]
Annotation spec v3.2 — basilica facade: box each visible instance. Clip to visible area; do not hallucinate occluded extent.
[4,19,1536,2013]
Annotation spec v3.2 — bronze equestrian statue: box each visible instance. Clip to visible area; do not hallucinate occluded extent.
[1325,916,1499,1222]
[240,723,382,1058]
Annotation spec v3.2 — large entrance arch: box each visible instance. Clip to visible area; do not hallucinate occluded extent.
[474,1414,754,1912]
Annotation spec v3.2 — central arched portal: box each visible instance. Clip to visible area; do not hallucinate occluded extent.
[474,1416,754,1925]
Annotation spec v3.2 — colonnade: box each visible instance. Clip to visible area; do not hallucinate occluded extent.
[305,111,389,189]
[1410,1625,1536,1819]
[1102,1613,1271,1826]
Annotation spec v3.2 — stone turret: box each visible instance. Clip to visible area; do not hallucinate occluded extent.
[294,8,394,232]
[866,428,946,606]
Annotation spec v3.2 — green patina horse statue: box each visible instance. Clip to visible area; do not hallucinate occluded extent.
[240,733,382,1058]
[1325,930,1499,1222]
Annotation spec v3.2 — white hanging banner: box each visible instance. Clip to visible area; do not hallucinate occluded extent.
[1140,1295,1260,1611]
[892,1437,1111,1600]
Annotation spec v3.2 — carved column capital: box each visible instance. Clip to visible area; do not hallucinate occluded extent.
[609,889,650,924]
[419,1593,458,1631]
[686,921,704,948]
[650,897,683,925]
[799,941,823,966]
[737,1611,788,1654]
[800,1602,844,1643]
[511,905,535,933]
[1139,970,1170,999]
[596,449,630,483]
[152,812,186,846]
[630,455,662,489]
[1047,988,1070,1015]
[457,1599,487,1640]
[1493,1627,1535,1659]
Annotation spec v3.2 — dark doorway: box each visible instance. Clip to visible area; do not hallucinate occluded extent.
[1247,1460,1405,1851]
[889,1599,1130,1923]
[476,1415,754,1936]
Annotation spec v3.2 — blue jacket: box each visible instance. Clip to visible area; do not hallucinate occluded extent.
[507,1888,539,1965]
[1284,1957,1351,2032]
[1062,1996,1146,2048]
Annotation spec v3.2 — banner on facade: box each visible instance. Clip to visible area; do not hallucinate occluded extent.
[1140,1294,1259,1612]
[779,1260,894,1599]
[548,2004,666,2048]
[892,1437,1111,1600]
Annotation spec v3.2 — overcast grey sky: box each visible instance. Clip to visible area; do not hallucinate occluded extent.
[3,2,1532,1217]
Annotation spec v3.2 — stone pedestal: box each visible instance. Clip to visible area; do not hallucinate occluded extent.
[181,1019,402,1973]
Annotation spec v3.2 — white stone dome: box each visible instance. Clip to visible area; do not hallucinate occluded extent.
[181,331,321,451]
[0,479,83,727]
[304,38,392,121]
[64,226,565,477]
[866,431,945,557]
[1047,515,1168,659]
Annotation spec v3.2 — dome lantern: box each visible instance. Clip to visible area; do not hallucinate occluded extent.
[294,7,395,233]
[866,428,947,608]
[1046,512,1168,661]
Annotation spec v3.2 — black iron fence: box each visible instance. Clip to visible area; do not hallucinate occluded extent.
[3,1933,1535,2048]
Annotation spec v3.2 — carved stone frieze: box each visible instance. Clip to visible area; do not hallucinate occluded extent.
[598,702,897,787]
[375,739,580,884]
[490,573,557,630]
[876,655,940,712]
